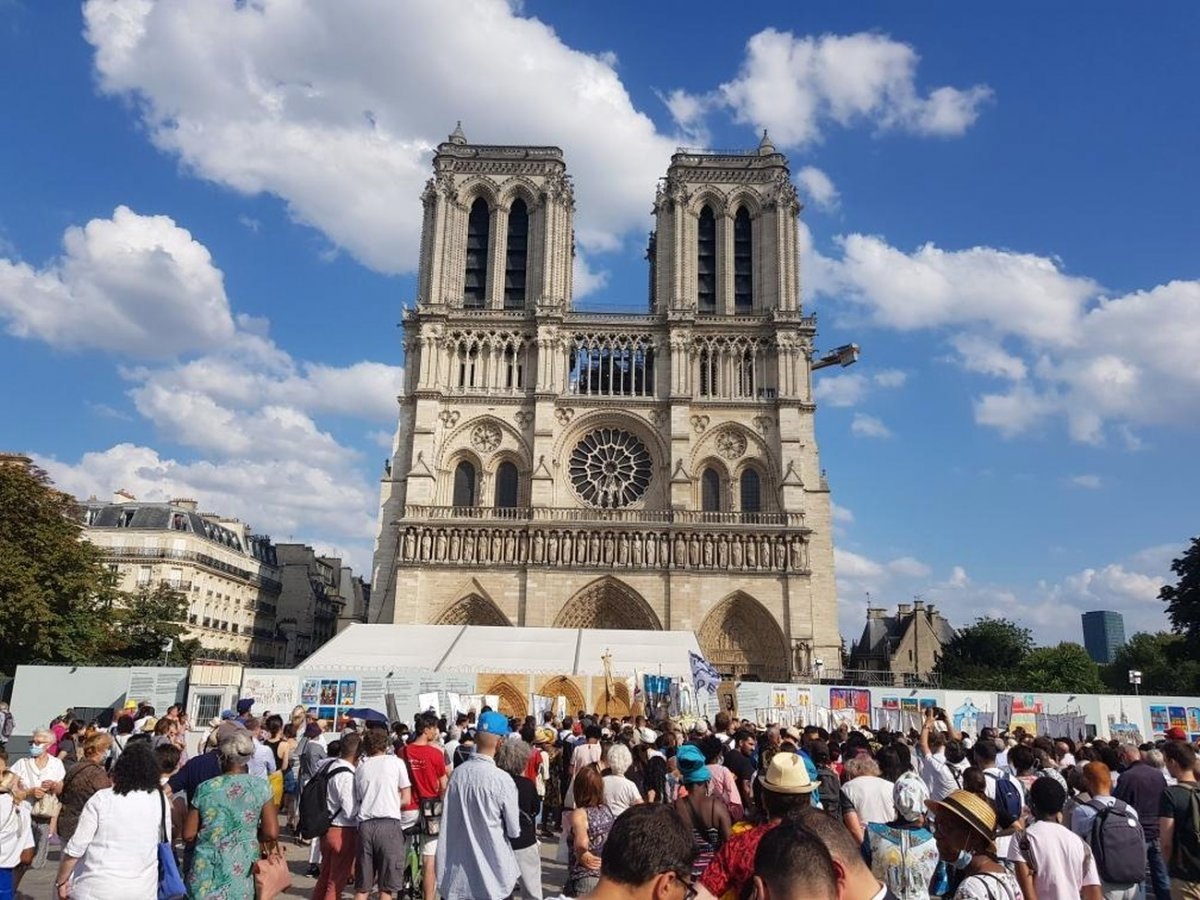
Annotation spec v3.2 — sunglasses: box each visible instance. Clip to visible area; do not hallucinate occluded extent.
[674,871,698,900]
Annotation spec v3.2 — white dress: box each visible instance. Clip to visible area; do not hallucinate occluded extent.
[63,788,169,900]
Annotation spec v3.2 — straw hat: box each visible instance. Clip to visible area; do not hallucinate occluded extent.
[760,752,816,794]
[534,726,556,746]
[926,789,998,848]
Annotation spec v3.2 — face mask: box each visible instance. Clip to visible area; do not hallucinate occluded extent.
[953,849,973,870]
[28,744,46,758]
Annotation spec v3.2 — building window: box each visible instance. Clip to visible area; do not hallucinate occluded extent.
[736,347,755,398]
[494,461,519,509]
[701,468,721,513]
[740,468,762,516]
[697,205,716,313]
[464,198,490,308]
[733,206,752,312]
[698,346,717,397]
[452,460,477,508]
[194,693,222,723]
[504,198,528,309]
[136,565,152,586]
[457,343,479,389]
[503,344,523,390]
[568,334,656,398]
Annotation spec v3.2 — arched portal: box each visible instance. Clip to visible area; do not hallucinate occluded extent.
[485,679,527,717]
[433,594,511,626]
[553,577,661,630]
[541,676,586,718]
[698,592,789,682]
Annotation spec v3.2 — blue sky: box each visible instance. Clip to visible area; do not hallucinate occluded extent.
[1,1,1197,647]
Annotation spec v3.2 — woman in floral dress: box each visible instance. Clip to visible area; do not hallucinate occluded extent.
[183,731,279,899]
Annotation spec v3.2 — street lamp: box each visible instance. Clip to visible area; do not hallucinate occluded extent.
[811,343,860,371]
[813,658,825,684]
[1129,670,1142,697]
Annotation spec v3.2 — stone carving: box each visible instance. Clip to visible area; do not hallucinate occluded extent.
[471,421,502,453]
[554,407,575,425]
[439,410,461,428]
[690,414,710,434]
[568,428,653,509]
[514,411,534,428]
[553,578,661,630]
[715,428,747,460]
[434,594,510,626]
[698,594,789,682]
[648,410,666,426]
[753,416,773,434]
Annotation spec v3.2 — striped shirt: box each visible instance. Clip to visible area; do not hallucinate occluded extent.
[435,753,520,900]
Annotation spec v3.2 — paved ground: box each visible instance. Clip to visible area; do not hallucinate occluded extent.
[19,830,570,898]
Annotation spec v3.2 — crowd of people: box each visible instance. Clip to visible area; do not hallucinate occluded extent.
[0,699,1198,900]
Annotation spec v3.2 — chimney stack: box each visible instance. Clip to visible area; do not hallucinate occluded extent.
[913,599,925,613]
[866,607,885,621]
[897,603,913,617]
[171,498,199,511]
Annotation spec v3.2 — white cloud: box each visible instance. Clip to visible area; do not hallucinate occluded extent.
[831,503,855,525]
[795,166,839,210]
[814,372,867,407]
[83,0,678,273]
[887,556,931,578]
[573,252,610,300]
[0,206,235,358]
[947,566,969,588]
[673,29,991,148]
[873,369,907,388]
[1068,474,1103,490]
[851,413,892,439]
[950,334,1028,381]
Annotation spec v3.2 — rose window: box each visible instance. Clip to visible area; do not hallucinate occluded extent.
[568,428,653,508]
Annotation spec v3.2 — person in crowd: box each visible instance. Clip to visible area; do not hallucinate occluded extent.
[241,716,277,780]
[565,765,614,897]
[863,772,940,900]
[184,730,279,900]
[352,726,410,900]
[697,752,817,900]
[926,789,1021,900]
[841,754,896,844]
[53,742,167,900]
[546,804,696,900]
[11,727,66,871]
[723,730,757,816]
[1008,777,1101,900]
[1113,742,1171,900]
[0,750,35,898]
[634,739,668,806]
[789,807,890,900]
[602,743,643,818]
[971,737,1024,858]
[750,819,840,900]
[918,709,963,802]
[672,743,731,879]
[153,743,187,848]
[1068,761,1142,900]
[400,711,448,900]
[0,703,14,753]
[809,740,844,818]
[1159,740,1200,899]
[540,729,564,838]
[56,720,85,765]
[497,737,543,900]
[56,733,112,843]
[437,710,521,900]
[697,736,743,821]
[312,733,360,900]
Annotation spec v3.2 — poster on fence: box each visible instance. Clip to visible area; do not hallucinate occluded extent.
[829,688,870,728]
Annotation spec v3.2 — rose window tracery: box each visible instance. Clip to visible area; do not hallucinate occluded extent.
[471,422,502,453]
[568,428,652,508]
[715,428,747,460]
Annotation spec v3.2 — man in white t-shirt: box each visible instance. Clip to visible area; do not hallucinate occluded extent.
[353,727,411,900]
[1008,777,1101,900]
[840,755,896,844]
[973,737,1025,858]
[918,708,963,801]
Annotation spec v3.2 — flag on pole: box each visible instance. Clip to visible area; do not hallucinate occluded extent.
[689,651,721,695]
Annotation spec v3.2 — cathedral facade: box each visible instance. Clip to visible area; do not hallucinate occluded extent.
[370,125,839,682]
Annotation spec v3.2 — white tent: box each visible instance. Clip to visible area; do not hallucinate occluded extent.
[298,623,702,678]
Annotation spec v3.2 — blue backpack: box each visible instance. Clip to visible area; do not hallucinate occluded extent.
[985,770,1022,828]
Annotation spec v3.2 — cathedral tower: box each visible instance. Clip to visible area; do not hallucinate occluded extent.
[371,126,839,689]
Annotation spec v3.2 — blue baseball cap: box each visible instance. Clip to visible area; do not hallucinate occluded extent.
[476,711,509,735]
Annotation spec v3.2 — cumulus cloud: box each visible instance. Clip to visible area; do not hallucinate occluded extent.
[0,206,235,357]
[813,368,906,407]
[669,29,991,148]
[851,413,892,439]
[82,0,678,273]
[796,166,839,210]
[1068,474,1103,490]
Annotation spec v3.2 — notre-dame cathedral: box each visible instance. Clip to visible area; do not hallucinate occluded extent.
[370,124,838,683]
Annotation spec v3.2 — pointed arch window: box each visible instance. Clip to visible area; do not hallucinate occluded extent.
[494,461,519,511]
[740,468,761,518]
[697,205,716,313]
[504,199,529,309]
[452,460,477,508]
[733,206,753,312]
[464,198,490,308]
[701,468,722,513]
[698,346,717,397]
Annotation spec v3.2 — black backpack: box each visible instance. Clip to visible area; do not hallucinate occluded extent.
[1087,798,1147,885]
[984,770,1022,829]
[297,763,352,840]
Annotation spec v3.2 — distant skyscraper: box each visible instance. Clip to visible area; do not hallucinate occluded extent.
[1081,610,1126,664]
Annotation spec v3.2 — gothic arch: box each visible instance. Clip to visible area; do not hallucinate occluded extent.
[725,188,764,219]
[698,592,789,682]
[689,423,777,483]
[688,188,727,218]
[553,576,661,630]
[441,415,530,468]
[433,593,511,626]
[497,176,541,212]
[541,676,586,717]
[457,176,500,209]
[485,679,527,717]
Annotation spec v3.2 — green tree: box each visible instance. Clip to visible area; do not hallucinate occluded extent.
[1016,642,1104,694]
[0,461,117,671]
[107,582,201,665]
[936,617,1034,690]
[1161,537,1200,652]
[1102,631,1200,695]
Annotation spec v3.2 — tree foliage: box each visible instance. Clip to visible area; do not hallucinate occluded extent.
[0,461,118,670]
[1016,642,1104,694]
[105,582,202,666]
[936,617,1035,690]
[1161,537,1200,652]
[1102,631,1200,696]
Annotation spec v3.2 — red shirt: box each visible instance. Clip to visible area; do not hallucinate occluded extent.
[524,747,543,783]
[699,821,778,899]
[399,743,447,810]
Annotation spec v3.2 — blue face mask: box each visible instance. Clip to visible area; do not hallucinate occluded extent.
[953,849,973,870]
[28,744,46,758]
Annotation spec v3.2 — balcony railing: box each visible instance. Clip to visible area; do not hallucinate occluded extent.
[400,505,806,528]
[99,546,283,593]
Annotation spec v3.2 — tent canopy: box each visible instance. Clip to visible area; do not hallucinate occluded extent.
[298,623,702,677]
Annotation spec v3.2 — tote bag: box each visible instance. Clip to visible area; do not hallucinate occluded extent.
[156,790,186,900]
